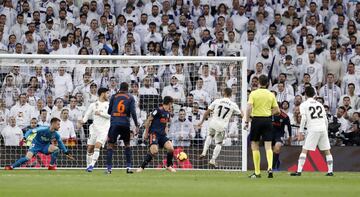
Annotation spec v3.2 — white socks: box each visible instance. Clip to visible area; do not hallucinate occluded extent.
[86,152,93,167]
[326,155,333,173]
[297,153,307,173]
[202,136,213,156]
[91,148,100,167]
[210,144,222,163]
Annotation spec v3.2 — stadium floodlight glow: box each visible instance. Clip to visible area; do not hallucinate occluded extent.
[0,54,248,171]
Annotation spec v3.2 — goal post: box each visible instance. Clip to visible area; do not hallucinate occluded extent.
[0,54,248,171]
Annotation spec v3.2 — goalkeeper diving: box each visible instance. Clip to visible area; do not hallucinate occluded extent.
[4,117,74,170]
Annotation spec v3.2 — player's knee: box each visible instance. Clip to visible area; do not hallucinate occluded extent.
[51,146,59,153]
[150,149,158,155]
[150,147,158,155]
[87,147,94,153]
[273,145,281,153]
[167,147,174,153]
[95,142,102,149]
[251,143,260,150]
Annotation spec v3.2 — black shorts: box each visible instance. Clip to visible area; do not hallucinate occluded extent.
[250,117,273,142]
[107,125,131,144]
[272,130,285,145]
[149,133,170,148]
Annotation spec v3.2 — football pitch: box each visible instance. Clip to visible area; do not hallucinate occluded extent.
[1,170,360,197]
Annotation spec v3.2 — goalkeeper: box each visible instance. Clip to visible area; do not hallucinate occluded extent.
[5,118,73,170]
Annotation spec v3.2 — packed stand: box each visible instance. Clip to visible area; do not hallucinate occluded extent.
[0,0,359,147]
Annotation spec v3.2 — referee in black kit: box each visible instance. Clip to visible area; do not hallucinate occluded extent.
[245,75,280,178]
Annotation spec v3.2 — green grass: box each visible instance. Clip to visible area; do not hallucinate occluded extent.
[1,170,359,197]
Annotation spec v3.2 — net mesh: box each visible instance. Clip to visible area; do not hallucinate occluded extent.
[0,55,246,170]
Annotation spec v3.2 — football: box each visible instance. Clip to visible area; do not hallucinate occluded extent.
[176,152,188,162]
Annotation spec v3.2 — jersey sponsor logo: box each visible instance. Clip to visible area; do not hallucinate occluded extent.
[40,136,50,142]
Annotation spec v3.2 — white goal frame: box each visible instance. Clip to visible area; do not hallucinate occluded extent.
[0,54,248,171]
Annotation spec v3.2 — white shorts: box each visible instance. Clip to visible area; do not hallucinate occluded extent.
[87,124,109,147]
[303,131,331,151]
[208,126,225,144]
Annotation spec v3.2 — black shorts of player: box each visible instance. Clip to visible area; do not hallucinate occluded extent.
[272,130,285,146]
[107,125,131,144]
[250,117,273,142]
[149,132,169,148]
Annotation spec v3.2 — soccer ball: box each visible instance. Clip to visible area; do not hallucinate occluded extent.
[177,152,188,162]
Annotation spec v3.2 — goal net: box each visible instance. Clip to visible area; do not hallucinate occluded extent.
[0,54,247,171]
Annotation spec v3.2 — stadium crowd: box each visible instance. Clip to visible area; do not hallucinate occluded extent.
[0,0,360,147]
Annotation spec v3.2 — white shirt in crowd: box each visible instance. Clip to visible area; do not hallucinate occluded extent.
[161,84,186,103]
[1,124,22,146]
[139,86,158,95]
[200,75,217,100]
[10,103,36,129]
[169,118,195,147]
[58,119,76,140]
[53,72,73,98]
[301,62,323,87]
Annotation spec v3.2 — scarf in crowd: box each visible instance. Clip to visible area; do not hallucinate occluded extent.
[323,83,337,110]
[277,89,288,103]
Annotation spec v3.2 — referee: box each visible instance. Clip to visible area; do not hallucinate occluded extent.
[245,75,280,178]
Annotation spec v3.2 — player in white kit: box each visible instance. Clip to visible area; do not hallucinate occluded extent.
[80,88,111,172]
[198,88,242,168]
[291,86,334,176]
